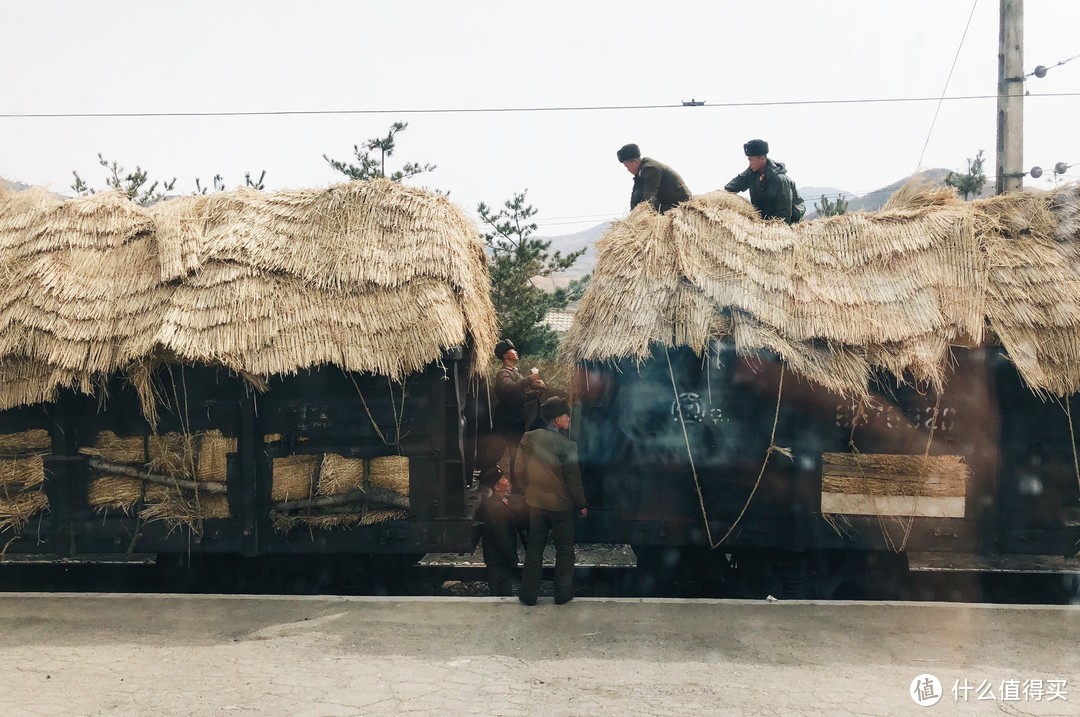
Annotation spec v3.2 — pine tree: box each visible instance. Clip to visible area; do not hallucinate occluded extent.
[323,121,436,182]
[814,194,849,217]
[945,150,987,200]
[479,191,585,358]
[71,154,266,206]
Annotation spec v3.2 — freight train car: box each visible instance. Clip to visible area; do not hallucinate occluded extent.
[0,359,479,586]
[0,179,496,587]
[565,185,1080,597]
[573,344,1080,597]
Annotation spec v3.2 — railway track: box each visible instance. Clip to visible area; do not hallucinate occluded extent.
[0,548,1076,603]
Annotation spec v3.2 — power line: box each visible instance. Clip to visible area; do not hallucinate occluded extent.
[3,93,1080,120]
[916,0,980,171]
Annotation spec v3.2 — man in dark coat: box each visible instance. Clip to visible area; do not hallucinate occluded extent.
[517,396,588,605]
[478,466,520,596]
[617,143,691,214]
[724,139,805,224]
[489,339,544,489]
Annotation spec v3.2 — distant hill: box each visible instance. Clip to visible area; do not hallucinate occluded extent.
[0,177,33,193]
[534,221,610,289]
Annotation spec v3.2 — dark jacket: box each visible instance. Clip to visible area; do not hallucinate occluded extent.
[492,366,540,431]
[518,425,587,513]
[724,159,805,224]
[479,492,519,569]
[631,157,692,214]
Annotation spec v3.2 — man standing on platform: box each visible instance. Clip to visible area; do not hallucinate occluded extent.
[517,397,588,606]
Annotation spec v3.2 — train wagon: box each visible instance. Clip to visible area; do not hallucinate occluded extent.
[0,179,496,584]
[565,184,1080,597]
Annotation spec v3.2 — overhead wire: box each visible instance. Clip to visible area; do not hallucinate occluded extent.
[3,93,1080,120]
[915,0,980,172]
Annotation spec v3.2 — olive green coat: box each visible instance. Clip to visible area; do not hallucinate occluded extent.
[518,425,587,512]
[724,159,805,224]
[630,157,692,214]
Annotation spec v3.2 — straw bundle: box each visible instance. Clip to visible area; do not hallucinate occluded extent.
[0,428,51,454]
[317,453,365,496]
[360,506,410,525]
[565,183,1080,398]
[0,455,45,487]
[821,452,969,496]
[0,490,48,532]
[88,475,145,512]
[81,431,147,464]
[368,455,410,502]
[83,430,234,520]
[271,454,317,501]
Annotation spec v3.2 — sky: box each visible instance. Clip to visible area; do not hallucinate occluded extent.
[2,0,1079,233]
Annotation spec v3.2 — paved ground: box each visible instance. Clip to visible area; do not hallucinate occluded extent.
[0,594,1077,716]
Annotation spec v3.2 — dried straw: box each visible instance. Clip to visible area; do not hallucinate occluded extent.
[271,454,317,502]
[317,453,365,496]
[0,455,45,487]
[0,490,48,532]
[368,455,409,502]
[0,429,51,454]
[0,179,498,416]
[821,452,968,497]
[564,183,1080,398]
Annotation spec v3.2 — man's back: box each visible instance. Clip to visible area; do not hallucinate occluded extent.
[631,157,692,213]
[518,427,586,513]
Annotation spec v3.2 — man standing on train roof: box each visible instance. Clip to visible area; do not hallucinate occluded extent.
[490,339,544,489]
[517,396,588,606]
[616,143,692,214]
[724,139,806,224]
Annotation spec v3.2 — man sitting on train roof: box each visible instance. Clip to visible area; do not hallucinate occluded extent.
[616,143,691,214]
[724,138,805,224]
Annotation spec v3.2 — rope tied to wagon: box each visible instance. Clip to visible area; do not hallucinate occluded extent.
[666,347,790,549]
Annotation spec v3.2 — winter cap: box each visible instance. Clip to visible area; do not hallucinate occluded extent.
[494,339,516,359]
[480,465,506,488]
[540,396,571,422]
[617,143,641,162]
[743,139,769,157]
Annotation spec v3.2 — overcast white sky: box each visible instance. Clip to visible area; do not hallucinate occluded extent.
[2,0,1078,232]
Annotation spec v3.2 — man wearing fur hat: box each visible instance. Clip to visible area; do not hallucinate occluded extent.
[724,139,805,224]
[489,339,544,487]
[477,466,524,596]
[617,143,691,214]
[517,396,588,605]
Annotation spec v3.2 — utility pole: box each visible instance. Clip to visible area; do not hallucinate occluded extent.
[995,0,1024,194]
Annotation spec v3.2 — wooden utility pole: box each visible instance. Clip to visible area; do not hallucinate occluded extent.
[995,0,1024,194]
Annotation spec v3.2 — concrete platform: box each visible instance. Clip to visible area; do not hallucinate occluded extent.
[0,594,1077,716]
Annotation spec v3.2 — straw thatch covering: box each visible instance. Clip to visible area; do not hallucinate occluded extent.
[563,183,1080,398]
[0,180,497,414]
